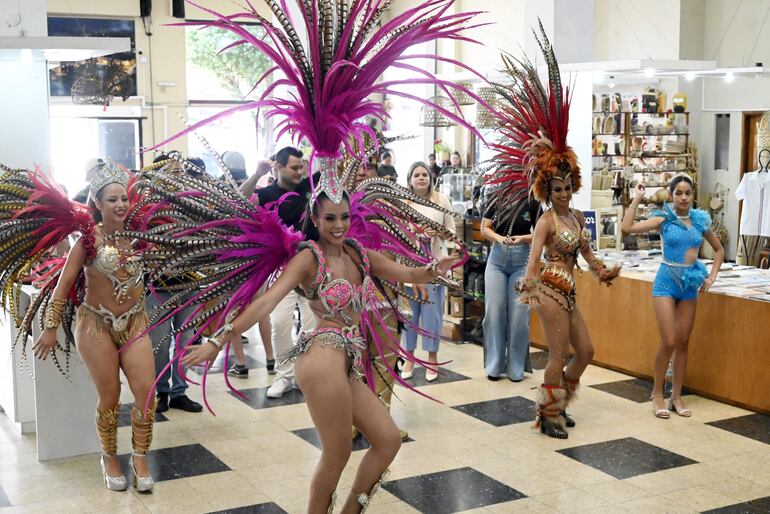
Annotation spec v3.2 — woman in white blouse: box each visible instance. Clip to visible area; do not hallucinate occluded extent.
[401,162,456,381]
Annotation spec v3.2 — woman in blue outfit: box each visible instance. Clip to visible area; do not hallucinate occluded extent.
[621,176,724,418]
[401,162,456,382]
[480,194,541,381]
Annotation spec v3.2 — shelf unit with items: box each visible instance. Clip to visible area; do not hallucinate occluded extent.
[445,217,487,345]
[591,112,697,222]
[591,112,699,250]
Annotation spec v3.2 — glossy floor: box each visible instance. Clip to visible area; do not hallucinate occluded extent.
[1,333,769,514]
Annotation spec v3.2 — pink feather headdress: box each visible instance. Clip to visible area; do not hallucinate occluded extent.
[156,0,490,203]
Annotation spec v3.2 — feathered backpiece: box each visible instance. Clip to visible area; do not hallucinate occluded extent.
[124,152,465,410]
[0,164,95,375]
[485,20,579,215]
[157,0,489,204]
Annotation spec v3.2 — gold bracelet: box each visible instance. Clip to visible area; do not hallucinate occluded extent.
[43,298,67,330]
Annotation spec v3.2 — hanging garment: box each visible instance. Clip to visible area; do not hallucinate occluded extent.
[735,171,770,237]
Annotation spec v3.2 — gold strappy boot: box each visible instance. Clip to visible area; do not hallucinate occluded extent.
[95,403,127,491]
[130,400,158,492]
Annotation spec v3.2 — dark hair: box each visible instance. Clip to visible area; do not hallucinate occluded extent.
[311,190,351,217]
[88,187,109,223]
[381,151,392,160]
[188,157,206,171]
[668,174,694,194]
[428,153,436,159]
[152,153,169,164]
[275,146,303,167]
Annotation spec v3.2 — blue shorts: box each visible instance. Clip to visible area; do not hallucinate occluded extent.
[652,264,698,301]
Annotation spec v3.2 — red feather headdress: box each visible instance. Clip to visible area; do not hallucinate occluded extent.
[485,21,580,216]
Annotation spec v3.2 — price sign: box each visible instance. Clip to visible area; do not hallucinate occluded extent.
[582,210,597,242]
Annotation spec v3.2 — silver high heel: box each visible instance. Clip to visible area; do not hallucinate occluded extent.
[131,454,155,492]
[100,454,128,491]
[356,469,390,512]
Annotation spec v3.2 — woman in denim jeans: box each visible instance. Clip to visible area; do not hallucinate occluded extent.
[480,196,541,381]
[401,162,456,382]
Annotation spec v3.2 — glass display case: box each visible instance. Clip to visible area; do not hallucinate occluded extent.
[438,172,478,213]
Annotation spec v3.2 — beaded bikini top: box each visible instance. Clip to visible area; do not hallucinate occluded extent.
[92,229,144,304]
[544,209,591,262]
[298,239,377,325]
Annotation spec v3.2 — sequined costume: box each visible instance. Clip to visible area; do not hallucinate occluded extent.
[534,210,593,311]
[280,239,377,378]
[651,204,712,301]
[481,22,619,440]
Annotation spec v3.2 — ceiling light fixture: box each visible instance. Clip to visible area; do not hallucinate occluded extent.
[724,71,735,83]
[685,72,696,81]
[643,67,656,77]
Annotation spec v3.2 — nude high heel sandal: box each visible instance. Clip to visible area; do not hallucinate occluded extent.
[650,393,670,419]
[668,397,692,417]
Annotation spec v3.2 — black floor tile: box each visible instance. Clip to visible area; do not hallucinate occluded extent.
[117,403,169,428]
[590,378,654,403]
[118,443,230,482]
[291,427,414,452]
[229,386,305,410]
[383,466,525,513]
[0,484,9,508]
[400,366,470,387]
[707,414,770,445]
[192,354,265,376]
[557,437,697,479]
[529,350,549,370]
[702,496,770,513]
[528,350,571,371]
[207,502,288,514]
[452,396,536,427]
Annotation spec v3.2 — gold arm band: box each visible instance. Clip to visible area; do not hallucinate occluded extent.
[43,298,67,330]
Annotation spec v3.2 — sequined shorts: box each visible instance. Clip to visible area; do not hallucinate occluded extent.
[538,264,577,311]
[278,326,367,379]
[76,300,148,347]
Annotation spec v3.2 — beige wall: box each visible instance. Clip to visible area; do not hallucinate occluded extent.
[593,0,681,60]
[47,0,272,157]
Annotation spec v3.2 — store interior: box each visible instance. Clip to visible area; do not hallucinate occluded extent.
[1,1,770,513]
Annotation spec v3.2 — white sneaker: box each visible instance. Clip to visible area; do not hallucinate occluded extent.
[266,377,293,398]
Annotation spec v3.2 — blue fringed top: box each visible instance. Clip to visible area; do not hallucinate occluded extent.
[651,204,712,265]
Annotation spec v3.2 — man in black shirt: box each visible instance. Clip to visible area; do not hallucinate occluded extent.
[255,147,320,240]
[254,146,319,398]
[377,151,397,180]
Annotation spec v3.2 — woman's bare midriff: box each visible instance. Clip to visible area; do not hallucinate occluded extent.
[82,265,144,316]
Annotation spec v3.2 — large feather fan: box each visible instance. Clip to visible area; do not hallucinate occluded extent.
[0,165,94,376]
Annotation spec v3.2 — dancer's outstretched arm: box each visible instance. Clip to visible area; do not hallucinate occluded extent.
[181,248,315,367]
[367,249,460,285]
[621,184,664,234]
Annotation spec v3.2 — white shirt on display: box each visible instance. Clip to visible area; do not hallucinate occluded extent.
[735,170,770,236]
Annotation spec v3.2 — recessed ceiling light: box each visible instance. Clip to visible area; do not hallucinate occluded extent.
[724,71,735,83]
[643,67,656,77]
[685,72,696,81]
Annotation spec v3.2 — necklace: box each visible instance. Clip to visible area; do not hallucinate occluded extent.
[676,211,690,220]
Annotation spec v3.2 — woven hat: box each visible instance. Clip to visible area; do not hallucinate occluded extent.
[757,112,770,151]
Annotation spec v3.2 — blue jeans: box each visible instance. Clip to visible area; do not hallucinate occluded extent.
[148,290,196,397]
[403,284,445,353]
[483,243,531,380]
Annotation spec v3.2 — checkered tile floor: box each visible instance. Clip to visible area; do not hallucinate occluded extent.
[1,331,769,513]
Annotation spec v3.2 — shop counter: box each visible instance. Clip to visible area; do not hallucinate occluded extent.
[530,258,770,413]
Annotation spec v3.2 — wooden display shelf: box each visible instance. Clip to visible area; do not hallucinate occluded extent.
[529,272,770,413]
